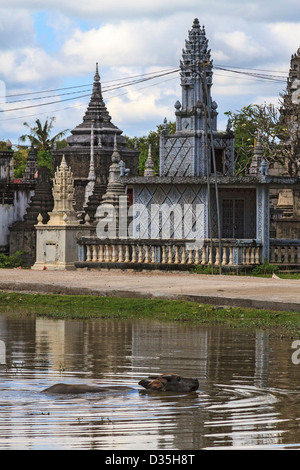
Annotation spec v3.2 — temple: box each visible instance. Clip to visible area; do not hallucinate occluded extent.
[52,63,139,216]
[0,141,36,256]
[76,19,300,271]
[2,18,300,271]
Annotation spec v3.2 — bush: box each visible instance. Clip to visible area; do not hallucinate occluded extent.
[192,264,220,275]
[250,263,279,275]
[0,251,27,268]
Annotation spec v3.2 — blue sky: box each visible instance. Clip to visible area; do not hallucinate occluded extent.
[0,0,300,146]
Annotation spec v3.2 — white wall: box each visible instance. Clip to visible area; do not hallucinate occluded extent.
[0,189,33,250]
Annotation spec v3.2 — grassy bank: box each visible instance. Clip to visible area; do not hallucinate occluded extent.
[1,291,300,337]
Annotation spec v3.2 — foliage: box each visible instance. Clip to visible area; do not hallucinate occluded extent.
[55,139,68,150]
[0,251,27,268]
[1,292,300,337]
[37,150,53,173]
[225,103,289,176]
[250,263,279,275]
[13,147,29,178]
[192,264,220,275]
[126,121,176,174]
[0,141,8,150]
[19,117,68,152]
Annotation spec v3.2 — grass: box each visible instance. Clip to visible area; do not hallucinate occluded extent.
[1,291,300,337]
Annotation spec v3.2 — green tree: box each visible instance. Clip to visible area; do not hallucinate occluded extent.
[126,121,176,174]
[18,117,68,176]
[225,103,291,176]
[19,117,68,151]
[13,147,29,178]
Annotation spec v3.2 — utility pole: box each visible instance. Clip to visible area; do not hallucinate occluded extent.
[194,59,222,274]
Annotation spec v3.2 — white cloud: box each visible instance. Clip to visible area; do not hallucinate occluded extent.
[61,17,185,69]
[106,82,175,132]
[215,30,270,58]
[266,22,300,57]
[5,0,300,23]
[1,1,300,141]
[0,9,35,48]
[3,0,199,20]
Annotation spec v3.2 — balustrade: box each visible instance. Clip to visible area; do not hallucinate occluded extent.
[78,238,263,267]
[270,240,300,265]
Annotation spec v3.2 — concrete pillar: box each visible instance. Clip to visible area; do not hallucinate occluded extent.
[256,185,270,262]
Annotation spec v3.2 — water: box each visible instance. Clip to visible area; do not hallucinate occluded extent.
[0,313,300,450]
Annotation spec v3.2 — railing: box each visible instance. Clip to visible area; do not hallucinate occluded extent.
[270,239,300,265]
[76,237,262,268]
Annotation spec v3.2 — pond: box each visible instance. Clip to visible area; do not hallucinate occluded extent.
[0,313,300,450]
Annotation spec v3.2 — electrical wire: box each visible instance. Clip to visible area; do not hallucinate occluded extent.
[0,75,179,122]
[0,68,180,113]
[0,67,180,100]
[0,63,288,122]
[214,66,286,83]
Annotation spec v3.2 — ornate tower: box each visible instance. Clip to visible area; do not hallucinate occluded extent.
[47,156,78,225]
[159,19,234,178]
[23,143,38,182]
[95,135,127,238]
[33,156,91,270]
[176,18,217,133]
[52,63,139,213]
[67,63,122,147]
[279,47,300,140]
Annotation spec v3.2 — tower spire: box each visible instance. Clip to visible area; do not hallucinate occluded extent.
[144,145,155,176]
[84,62,111,125]
[66,62,124,149]
[175,19,217,132]
[84,122,96,208]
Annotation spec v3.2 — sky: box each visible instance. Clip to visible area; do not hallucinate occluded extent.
[1,0,300,146]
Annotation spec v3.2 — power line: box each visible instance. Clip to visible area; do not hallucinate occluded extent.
[214,65,286,83]
[0,87,93,106]
[0,75,180,123]
[0,68,180,114]
[0,63,288,121]
[0,64,287,102]
[0,92,92,113]
[216,64,288,75]
[0,67,180,100]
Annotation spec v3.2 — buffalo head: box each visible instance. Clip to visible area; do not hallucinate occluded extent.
[139,373,199,393]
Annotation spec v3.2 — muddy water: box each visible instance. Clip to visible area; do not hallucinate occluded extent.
[0,313,300,450]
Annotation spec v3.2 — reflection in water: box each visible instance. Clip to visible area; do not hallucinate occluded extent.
[0,313,300,449]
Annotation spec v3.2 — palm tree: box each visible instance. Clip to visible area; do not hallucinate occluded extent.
[19,117,68,151]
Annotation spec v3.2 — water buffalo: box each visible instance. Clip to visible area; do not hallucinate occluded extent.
[42,373,199,395]
[138,373,199,393]
[42,383,131,395]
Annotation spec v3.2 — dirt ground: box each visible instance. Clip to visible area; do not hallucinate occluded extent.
[0,268,300,312]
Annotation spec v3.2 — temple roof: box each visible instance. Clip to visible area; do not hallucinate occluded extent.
[67,63,123,147]
[180,18,212,82]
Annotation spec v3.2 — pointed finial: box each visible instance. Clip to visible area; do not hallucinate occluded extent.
[27,142,37,161]
[60,155,68,169]
[193,18,200,29]
[94,62,100,82]
[84,213,90,225]
[87,123,96,182]
[37,213,43,225]
[161,117,168,135]
[111,134,120,163]
[249,131,263,175]
[144,144,155,176]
